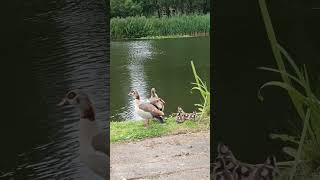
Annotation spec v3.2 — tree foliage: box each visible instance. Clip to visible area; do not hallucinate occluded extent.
[110,0,210,18]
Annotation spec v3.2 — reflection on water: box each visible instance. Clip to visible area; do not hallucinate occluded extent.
[126,41,154,120]
[1,0,108,179]
[111,37,210,121]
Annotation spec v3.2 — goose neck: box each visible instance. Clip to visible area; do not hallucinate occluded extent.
[79,103,95,121]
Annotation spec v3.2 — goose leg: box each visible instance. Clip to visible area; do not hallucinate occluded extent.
[144,119,149,128]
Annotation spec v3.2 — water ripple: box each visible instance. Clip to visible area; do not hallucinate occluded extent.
[1,0,108,179]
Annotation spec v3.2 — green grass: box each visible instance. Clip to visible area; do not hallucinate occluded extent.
[191,61,210,120]
[258,0,320,179]
[110,14,210,40]
[110,117,209,143]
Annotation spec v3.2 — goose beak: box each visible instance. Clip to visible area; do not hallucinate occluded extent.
[57,98,68,107]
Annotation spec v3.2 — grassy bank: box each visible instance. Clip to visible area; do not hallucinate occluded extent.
[111,14,210,40]
[111,117,209,143]
[111,61,210,143]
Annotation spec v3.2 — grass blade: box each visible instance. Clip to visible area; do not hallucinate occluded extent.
[290,109,311,180]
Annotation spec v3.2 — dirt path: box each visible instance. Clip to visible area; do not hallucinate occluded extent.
[111,131,210,180]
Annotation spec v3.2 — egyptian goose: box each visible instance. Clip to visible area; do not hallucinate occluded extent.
[128,90,164,127]
[57,90,109,179]
[148,88,165,111]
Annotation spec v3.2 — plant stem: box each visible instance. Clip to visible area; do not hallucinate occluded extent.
[258,0,306,120]
[290,109,311,180]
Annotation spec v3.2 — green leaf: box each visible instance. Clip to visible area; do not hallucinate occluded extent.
[270,134,299,144]
[283,146,298,159]
[259,81,307,104]
[258,67,305,88]
[277,44,303,80]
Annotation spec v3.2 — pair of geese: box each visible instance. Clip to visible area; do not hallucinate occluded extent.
[128,88,166,127]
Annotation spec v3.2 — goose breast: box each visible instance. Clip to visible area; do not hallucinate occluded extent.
[138,102,164,117]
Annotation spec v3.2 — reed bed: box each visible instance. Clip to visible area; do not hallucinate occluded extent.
[110,14,210,40]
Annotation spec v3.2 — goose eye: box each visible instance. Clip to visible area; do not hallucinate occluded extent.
[67,92,76,99]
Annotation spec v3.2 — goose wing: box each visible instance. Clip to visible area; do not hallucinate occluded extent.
[149,98,165,111]
[139,103,164,116]
[150,98,165,104]
[91,131,109,156]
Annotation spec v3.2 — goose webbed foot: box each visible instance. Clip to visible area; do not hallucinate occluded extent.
[144,119,150,128]
[155,116,164,123]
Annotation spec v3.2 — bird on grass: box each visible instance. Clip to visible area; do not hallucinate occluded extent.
[148,87,165,111]
[128,90,165,128]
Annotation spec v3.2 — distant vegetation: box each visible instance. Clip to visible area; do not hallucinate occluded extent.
[110,0,210,18]
[111,14,209,40]
[110,0,210,40]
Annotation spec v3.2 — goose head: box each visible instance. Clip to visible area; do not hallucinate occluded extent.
[150,88,157,98]
[128,90,140,100]
[57,90,95,121]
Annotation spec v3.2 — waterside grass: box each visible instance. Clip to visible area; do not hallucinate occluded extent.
[110,117,209,143]
[111,14,210,40]
[191,61,210,120]
[258,0,320,179]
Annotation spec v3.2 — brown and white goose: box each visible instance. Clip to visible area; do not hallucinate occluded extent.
[57,90,109,179]
[148,88,165,111]
[129,90,164,127]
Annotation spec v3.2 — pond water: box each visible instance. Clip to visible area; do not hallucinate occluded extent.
[110,37,210,121]
[1,1,108,179]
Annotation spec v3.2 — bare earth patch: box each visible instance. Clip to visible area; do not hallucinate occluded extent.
[111,131,210,180]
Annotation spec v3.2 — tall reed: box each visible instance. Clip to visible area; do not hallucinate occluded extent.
[190,61,210,120]
[111,14,210,40]
[258,0,320,179]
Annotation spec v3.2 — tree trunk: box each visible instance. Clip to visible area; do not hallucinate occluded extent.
[202,0,208,14]
[166,7,171,17]
[187,0,193,14]
[157,8,161,18]
[155,0,161,18]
